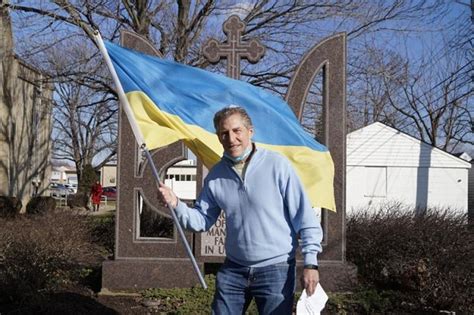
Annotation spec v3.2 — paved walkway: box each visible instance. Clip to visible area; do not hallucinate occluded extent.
[69,201,116,216]
[89,201,116,215]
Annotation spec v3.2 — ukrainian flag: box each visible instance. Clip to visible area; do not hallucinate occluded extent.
[105,41,335,211]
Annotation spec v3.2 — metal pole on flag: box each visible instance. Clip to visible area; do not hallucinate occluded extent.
[93,31,207,290]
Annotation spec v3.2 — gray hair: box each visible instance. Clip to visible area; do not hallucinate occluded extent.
[213,105,253,132]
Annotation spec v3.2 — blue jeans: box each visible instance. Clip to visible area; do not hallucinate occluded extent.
[211,259,296,315]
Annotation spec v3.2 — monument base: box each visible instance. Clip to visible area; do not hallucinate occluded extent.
[296,261,358,292]
[101,259,204,292]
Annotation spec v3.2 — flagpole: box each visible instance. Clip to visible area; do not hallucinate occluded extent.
[93,30,207,290]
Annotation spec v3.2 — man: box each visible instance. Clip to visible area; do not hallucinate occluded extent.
[158,106,322,314]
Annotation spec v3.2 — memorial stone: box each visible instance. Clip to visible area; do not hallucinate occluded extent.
[102,16,356,292]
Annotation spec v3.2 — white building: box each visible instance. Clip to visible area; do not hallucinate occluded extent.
[99,163,117,188]
[346,122,471,215]
[164,159,197,200]
[50,165,77,185]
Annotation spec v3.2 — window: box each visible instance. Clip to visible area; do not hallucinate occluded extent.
[364,167,387,197]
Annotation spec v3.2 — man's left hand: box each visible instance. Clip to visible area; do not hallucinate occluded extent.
[301,269,319,296]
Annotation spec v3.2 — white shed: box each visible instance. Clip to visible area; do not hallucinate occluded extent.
[346,122,471,214]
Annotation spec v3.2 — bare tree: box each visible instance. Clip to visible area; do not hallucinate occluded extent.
[5,1,451,81]
[348,45,409,130]
[3,0,468,163]
[382,53,472,152]
[47,41,118,184]
[349,35,472,153]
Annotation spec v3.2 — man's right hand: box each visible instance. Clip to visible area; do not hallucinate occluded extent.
[301,268,319,296]
[157,182,178,208]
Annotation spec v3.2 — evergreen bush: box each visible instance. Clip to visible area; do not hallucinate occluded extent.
[0,196,22,218]
[78,164,98,195]
[26,196,56,215]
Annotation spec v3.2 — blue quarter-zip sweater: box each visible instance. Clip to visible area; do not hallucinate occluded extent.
[174,146,323,267]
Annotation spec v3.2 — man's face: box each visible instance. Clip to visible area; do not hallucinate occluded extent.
[217,113,254,158]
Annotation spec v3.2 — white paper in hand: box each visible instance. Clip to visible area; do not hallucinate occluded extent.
[296,283,328,315]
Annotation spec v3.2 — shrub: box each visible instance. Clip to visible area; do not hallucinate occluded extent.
[67,192,90,209]
[139,205,174,238]
[347,205,473,313]
[89,214,115,255]
[0,196,22,218]
[0,209,99,306]
[26,196,56,215]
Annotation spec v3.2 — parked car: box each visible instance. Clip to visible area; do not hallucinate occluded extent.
[64,183,78,194]
[102,186,117,200]
[49,183,74,198]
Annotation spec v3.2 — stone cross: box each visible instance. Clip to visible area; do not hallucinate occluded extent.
[202,15,265,79]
